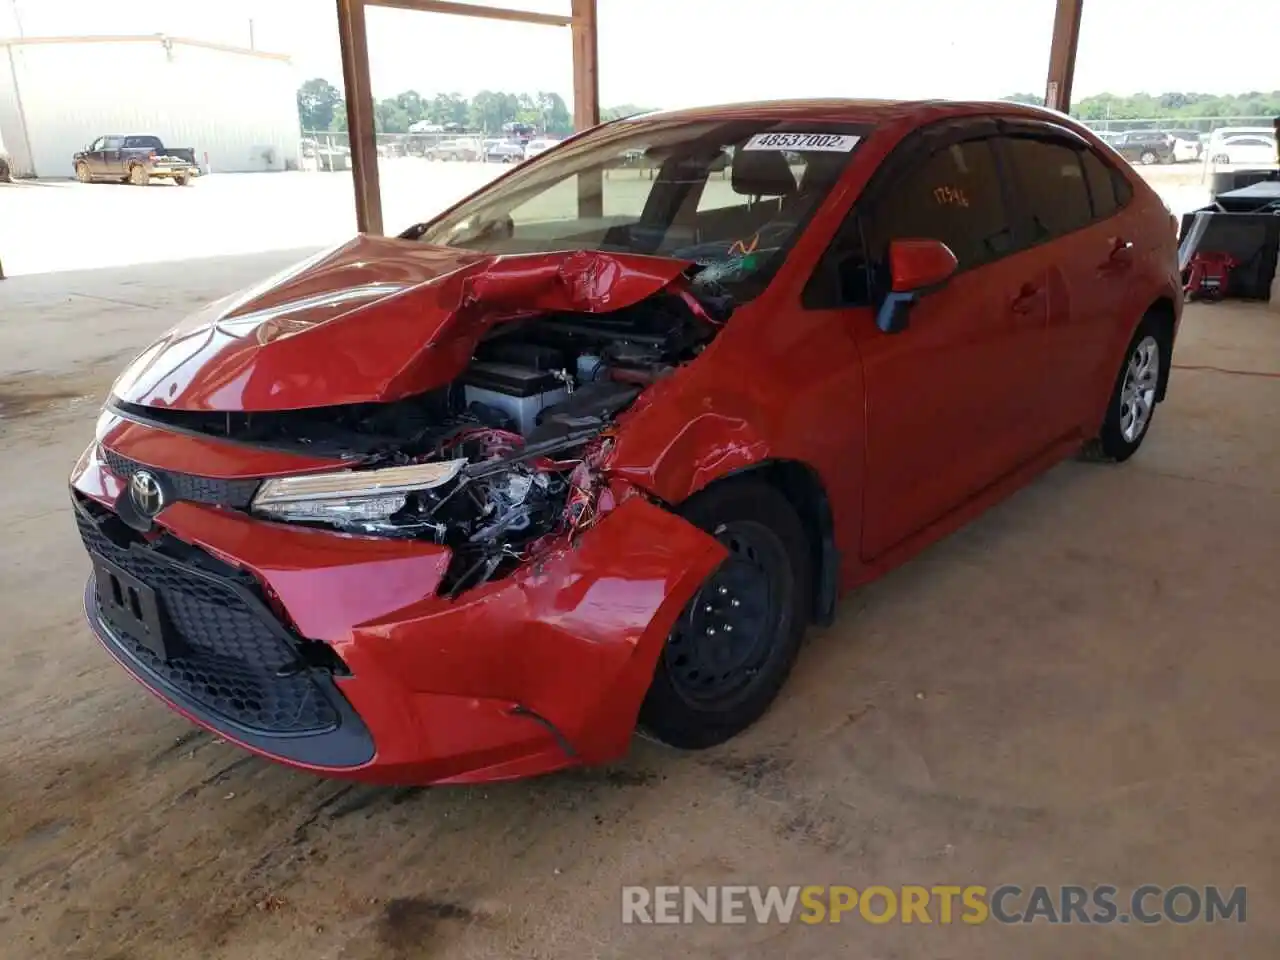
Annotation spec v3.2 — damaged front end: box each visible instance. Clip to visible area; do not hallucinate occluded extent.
[109,249,732,598]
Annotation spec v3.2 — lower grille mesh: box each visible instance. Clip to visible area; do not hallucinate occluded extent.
[77,508,339,735]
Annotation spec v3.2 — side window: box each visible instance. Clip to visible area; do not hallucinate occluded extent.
[864,138,1012,271]
[103,137,123,150]
[1002,137,1092,241]
[1080,148,1118,220]
[89,137,105,151]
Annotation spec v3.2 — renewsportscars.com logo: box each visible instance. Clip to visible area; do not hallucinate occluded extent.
[621,885,1247,926]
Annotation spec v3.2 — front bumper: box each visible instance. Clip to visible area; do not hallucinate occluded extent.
[72,431,725,784]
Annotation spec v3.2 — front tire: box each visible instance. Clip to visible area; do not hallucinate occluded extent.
[1140,150,1157,165]
[1092,318,1167,462]
[639,480,812,749]
[75,161,92,183]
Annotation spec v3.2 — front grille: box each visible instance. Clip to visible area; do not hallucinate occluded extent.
[101,448,260,510]
[77,506,340,736]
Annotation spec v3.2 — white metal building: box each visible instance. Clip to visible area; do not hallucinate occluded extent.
[0,35,300,178]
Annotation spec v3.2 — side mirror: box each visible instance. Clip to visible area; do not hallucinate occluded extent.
[876,239,959,334]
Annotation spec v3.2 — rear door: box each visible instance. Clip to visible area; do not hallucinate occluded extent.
[826,122,1051,558]
[997,124,1140,435]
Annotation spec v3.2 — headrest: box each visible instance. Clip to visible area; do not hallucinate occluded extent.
[731,149,797,197]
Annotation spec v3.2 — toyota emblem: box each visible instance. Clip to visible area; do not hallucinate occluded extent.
[129,470,165,518]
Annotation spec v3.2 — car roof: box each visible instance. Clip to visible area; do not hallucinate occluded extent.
[1210,126,1274,139]
[629,97,1082,128]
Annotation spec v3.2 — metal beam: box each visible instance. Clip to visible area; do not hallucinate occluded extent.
[367,0,570,26]
[1045,0,1083,113]
[336,0,383,235]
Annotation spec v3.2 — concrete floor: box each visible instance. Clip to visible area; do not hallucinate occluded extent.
[0,256,1277,959]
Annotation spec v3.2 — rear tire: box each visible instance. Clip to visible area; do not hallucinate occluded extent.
[175,173,192,186]
[1091,317,1167,462]
[129,164,149,186]
[639,480,812,749]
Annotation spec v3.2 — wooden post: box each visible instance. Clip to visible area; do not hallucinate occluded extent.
[570,0,601,219]
[1045,0,1083,114]
[570,0,599,132]
[336,0,384,235]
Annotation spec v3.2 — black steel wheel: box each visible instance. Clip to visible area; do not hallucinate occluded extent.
[640,480,811,749]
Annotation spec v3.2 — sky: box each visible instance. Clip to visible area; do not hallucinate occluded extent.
[3,0,1277,109]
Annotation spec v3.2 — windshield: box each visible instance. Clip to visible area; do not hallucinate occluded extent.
[416,117,868,300]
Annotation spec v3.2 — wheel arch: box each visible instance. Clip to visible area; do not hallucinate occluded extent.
[1144,296,1178,400]
[690,458,840,628]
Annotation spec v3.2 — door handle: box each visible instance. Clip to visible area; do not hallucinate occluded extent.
[1011,282,1042,315]
[1104,238,1135,269]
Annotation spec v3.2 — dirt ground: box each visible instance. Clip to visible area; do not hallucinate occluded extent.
[1,255,1278,959]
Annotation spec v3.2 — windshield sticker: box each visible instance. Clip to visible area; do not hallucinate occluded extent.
[743,133,860,152]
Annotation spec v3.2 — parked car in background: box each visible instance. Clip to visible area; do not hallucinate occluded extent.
[483,139,526,163]
[427,138,482,162]
[1111,130,1175,165]
[1167,130,1204,162]
[1209,131,1278,166]
[523,137,561,160]
[501,121,537,145]
[71,99,1182,785]
[74,135,199,186]
[0,127,11,180]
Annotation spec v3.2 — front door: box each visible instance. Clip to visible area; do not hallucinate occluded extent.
[851,134,1049,558]
[101,136,125,177]
[83,137,108,176]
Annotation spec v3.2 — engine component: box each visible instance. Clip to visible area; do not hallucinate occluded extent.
[528,381,642,444]
[461,361,569,436]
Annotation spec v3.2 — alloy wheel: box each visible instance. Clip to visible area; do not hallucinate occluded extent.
[1119,335,1160,443]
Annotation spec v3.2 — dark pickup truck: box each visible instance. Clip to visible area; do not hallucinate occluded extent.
[73,135,200,186]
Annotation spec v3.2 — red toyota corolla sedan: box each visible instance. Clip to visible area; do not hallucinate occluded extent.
[72,99,1182,784]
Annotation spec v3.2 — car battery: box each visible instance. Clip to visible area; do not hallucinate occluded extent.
[461,361,569,435]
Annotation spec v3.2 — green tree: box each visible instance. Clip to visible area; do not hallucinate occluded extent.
[375,98,411,133]
[429,93,470,127]
[395,90,428,126]
[537,91,572,135]
[330,101,348,133]
[297,78,342,132]
[470,90,519,133]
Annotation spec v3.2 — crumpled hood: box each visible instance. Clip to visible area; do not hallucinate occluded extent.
[110,235,693,412]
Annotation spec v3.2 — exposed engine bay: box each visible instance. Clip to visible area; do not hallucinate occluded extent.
[113,281,730,595]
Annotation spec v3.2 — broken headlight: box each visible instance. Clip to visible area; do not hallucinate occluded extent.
[251,459,467,528]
